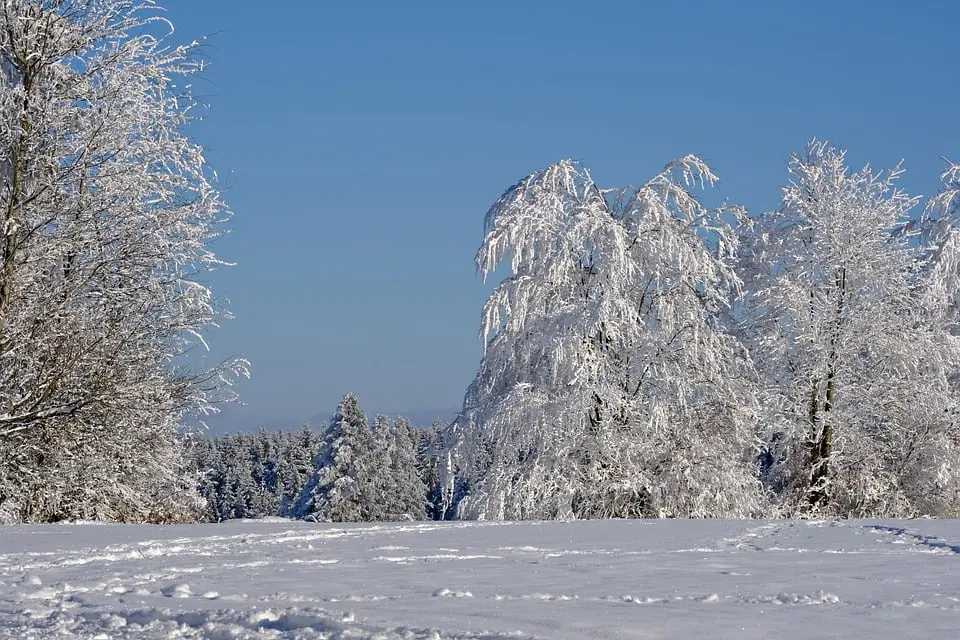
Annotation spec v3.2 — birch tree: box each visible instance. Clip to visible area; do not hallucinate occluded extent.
[0,1,244,522]
[925,159,960,318]
[445,158,763,520]
[932,160,960,218]
[740,141,960,516]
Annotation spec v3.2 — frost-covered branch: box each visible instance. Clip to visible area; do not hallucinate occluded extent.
[0,0,245,523]
[739,140,960,517]
[445,158,762,520]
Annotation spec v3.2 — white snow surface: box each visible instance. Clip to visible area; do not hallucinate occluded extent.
[1,519,958,638]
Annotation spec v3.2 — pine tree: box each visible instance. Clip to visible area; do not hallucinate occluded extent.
[248,429,281,516]
[185,425,325,522]
[296,394,372,522]
[226,436,257,519]
[278,425,322,516]
[365,414,394,521]
[417,421,444,520]
[189,435,222,522]
[389,417,428,520]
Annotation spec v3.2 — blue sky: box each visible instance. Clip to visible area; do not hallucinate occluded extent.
[169,0,960,432]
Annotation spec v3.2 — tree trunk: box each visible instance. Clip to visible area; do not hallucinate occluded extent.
[808,267,845,509]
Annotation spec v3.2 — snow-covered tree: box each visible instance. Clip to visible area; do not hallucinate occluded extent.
[363,413,394,520]
[416,421,443,519]
[924,159,960,319]
[342,413,426,522]
[387,417,427,520]
[444,158,763,520]
[0,1,245,522]
[932,160,960,218]
[187,427,323,522]
[296,394,373,522]
[739,141,960,516]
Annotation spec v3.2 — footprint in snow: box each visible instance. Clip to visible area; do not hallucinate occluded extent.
[160,583,192,598]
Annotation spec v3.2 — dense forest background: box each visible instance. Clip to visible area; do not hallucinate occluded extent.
[190,395,448,523]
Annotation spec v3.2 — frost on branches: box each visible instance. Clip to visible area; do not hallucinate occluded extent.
[444,158,763,520]
[0,1,245,523]
[740,141,960,517]
[926,160,960,320]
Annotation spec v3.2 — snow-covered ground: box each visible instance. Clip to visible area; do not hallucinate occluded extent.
[1,519,958,639]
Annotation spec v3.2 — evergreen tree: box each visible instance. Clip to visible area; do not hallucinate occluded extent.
[224,436,257,519]
[417,421,444,520]
[248,429,281,516]
[389,417,428,520]
[187,425,323,522]
[364,414,394,521]
[279,426,323,516]
[191,436,222,522]
[296,394,372,522]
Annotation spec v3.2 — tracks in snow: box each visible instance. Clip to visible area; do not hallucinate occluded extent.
[1,519,959,638]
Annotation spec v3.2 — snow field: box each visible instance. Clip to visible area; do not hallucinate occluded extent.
[0,519,959,638]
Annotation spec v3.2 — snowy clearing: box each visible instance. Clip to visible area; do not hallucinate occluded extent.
[0,519,958,639]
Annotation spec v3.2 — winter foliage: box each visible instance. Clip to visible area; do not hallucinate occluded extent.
[442,158,763,520]
[295,395,428,523]
[3,3,960,527]
[739,142,960,517]
[187,145,960,524]
[0,0,245,523]
[192,395,431,524]
[189,426,323,522]
[442,142,960,521]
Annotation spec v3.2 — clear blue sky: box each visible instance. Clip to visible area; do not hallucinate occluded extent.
[168,0,960,432]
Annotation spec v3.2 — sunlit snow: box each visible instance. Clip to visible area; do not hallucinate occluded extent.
[1,519,958,638]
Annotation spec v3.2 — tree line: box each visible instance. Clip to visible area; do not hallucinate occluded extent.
[3,1,960,523]
[440,143,960,520]
[190,395,449,523]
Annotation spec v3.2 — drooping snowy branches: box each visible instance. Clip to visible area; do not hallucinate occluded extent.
[923,160,960,319]
[0,1,246,522]
[931,160,960,220]
[445,158,763,520]
[442,143,960,520]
